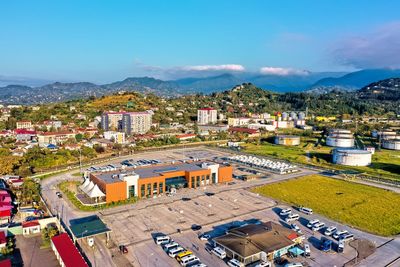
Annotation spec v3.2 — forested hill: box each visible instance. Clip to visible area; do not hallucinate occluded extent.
[357,78,400,101]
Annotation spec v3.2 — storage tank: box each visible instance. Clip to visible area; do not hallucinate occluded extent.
[382,139,400,150]
[274,135,301,146]
[372,130,397,139]
[326,136,354,147]
[332,149,372,166]
[329,129,352,135]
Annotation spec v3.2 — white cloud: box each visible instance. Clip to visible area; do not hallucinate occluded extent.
[333,21,400,68]
[259,67,310,76]
[181,64,245,72]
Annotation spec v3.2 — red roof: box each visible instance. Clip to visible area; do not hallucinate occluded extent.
[22,221,40,228]
[0,210,11,218]
[176,134,196,139]
[40,131,74,136]
[228,127,259,134]
[0,259,11,267]
[0,231,6,245]
[51,233,88,267]
[199,108,216,111]
[287,232,298,240]
[15,129,36,135]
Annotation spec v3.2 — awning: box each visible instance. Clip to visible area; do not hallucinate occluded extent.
[79,178,90,191]
[86,184,105,198]
[82,181,95,194]
[288,246,304,256]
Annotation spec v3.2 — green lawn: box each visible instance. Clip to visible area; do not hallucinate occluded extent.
[252,175,400,236]
[242,140,400,181]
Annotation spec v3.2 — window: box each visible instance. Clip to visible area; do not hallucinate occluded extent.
[140,184,145,197]
[191,176,195,188]
[196,176,200,187]
[147,184,151,196]
[159,182,163,193]
[153,182,158,194]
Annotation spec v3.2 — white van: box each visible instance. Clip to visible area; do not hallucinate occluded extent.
[163,242,179,252]
[179,255,199,266]
[312,222,325,231]
[306,219,319,228]
[304,243,311,257]
[155,235,170,245]
[212,247,226,259]
[284,263,303,267]
[285,214,300,223]
[227,259,244,267]
[299,207,313,215]
[339,233,354,242]
[333,230,349,240]
[168,247,185,257]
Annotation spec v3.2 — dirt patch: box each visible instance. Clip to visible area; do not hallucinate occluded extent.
[344,239,376,266]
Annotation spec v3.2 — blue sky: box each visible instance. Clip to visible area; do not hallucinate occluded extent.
[1,0,400,83]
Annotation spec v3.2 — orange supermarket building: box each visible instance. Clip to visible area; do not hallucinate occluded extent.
[86,161,233,203]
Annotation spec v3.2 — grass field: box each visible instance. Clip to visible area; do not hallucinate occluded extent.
[252,175,400,236]
[243,140,400,181]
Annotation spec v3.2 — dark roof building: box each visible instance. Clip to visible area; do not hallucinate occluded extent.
[214,222,304,264]
[69,215,111,242]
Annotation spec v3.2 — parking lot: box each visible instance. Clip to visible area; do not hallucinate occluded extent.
[50,146,399,266]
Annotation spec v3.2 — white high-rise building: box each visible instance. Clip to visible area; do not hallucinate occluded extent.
[197,108,217,125]
[122,111,152,135]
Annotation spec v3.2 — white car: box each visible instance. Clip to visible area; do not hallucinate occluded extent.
[290,223,302,234]
[312,222,325,231]
[227,259,244,267]
[199,234,211,241]
[255,262,272,267]
[333,230,349,240]
[212,247,226,259]
[279,208,292,216]
[299,207,313,215]
[307,219,320,228]
[304,243,311,257]
[324,226,337,236]
[284,263,303,267]
[285,214,300,223]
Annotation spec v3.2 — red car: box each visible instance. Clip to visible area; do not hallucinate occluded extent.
[119,245,128,254]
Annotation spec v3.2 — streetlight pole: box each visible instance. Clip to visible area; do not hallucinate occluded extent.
[79,149,82,174]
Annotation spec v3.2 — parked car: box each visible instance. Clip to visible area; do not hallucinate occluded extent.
[55,192,62,198]
[191,224,202,231]
[290,223,302,234]
[204,244,213,254]
[312,222,325,231]
[227,259,245,267]
[155,235,171,245]
[299,207,313,215]
[255,261,272,267]
[338,240,345,253]
[284,263,303,267]
[198,234,211,241]
[119,245,128,254]
[304,243,311,257]
[333,230,349,240]
[279,208,292,216]
[324,226,337,236]
[168,247,185,258]
[339,233,355,242]
[211,247,226,259]
[306,219,319,228]
[285,214,300,223]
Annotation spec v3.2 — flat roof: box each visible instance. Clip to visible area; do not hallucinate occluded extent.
[51,233,88,267]
[94,161,209,183]
[69,215,111,239]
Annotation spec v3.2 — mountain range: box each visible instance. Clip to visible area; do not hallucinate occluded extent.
[0,68,400,105]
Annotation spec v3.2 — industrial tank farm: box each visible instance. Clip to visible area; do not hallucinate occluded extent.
[274,135,300,146]
[332,149,372,166]
[382,139,400,150]
[326,129,355,148]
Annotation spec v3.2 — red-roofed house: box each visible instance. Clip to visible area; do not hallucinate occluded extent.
[0,258,11,267]
[228,127,260,137]
[8,178,23,188]
[0,210,10,224]
[51,233,88,267]
[22,221,41,236]
[14,129,37,142]
[0,231,7,249]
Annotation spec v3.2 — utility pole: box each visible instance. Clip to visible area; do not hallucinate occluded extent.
[79,149,82,174]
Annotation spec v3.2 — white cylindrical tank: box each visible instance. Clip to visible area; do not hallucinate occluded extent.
[329,129,352,135]
[332,149,372,166]
[274,135,301,146]
[326,136,355,147]
[382,139,400,150]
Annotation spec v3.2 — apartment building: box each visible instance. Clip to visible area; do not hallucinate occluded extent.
[121,111,152,135]
[16,121,32,130]
[101,111,152,135]
[197,108,217,125]
[37,132,76,147]
[103,131,125,144]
